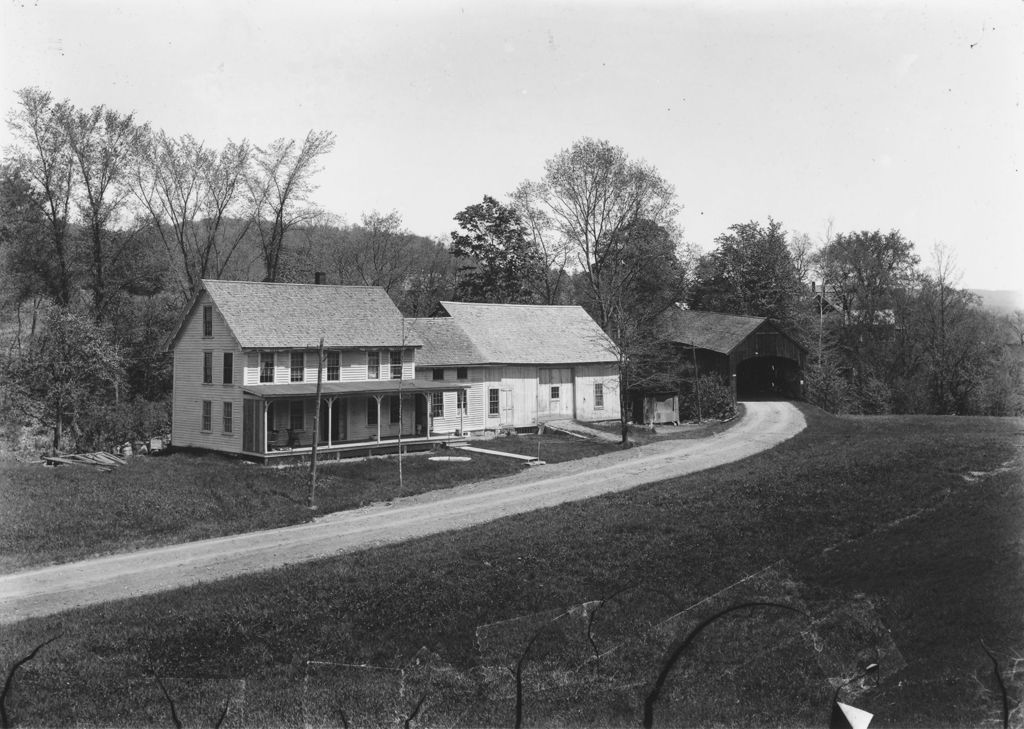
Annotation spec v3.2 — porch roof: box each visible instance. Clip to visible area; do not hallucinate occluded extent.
[243,379,470,398]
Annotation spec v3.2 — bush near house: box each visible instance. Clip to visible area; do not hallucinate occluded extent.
[679,374,736,421]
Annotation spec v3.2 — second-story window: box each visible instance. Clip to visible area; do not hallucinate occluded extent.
[326,351,340,381]
[202,351,213,384]
[222,353,233,384]
[291,351,304,382]
[457,367,468,380]
[390,350,403,379]
[202,305,213,337]
[432,368,444,381]
[367,351,380,379]
[260,352,275,383]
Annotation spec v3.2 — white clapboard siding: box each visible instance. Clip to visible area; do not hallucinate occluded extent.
[573,364,621,422]
[430,367,485,433]
[171,292,244,453]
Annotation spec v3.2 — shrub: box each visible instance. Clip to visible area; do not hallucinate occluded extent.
[680,375,736,421]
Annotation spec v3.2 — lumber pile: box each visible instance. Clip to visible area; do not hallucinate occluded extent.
[43,451,127,472]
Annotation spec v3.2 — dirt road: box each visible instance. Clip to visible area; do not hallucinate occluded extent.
[0,401,805,624]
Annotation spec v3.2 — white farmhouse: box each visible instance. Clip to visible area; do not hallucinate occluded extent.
[166,282,620,462]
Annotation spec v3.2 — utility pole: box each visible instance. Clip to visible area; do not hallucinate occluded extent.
[308,337,324,510]
[691,343,702,423]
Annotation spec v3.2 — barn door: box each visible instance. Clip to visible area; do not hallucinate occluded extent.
[538,368,574,420]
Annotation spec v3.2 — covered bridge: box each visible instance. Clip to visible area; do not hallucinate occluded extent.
[658,307,808,400]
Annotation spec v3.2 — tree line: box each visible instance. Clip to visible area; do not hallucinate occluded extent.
[2,88,1022,455]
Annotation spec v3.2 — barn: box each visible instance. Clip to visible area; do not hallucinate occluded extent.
[658,307,808,401]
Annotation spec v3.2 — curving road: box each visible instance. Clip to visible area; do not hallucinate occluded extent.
[0,401,805,624]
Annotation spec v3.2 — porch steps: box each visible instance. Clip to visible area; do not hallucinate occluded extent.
[452,445,542,463]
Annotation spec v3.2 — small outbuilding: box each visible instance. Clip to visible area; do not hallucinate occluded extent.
[657,306,808,401]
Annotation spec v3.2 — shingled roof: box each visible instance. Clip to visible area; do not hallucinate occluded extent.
[437,301,617,364]
[658,307,767,354]
[406,317,487,366]
[178,280,422,349]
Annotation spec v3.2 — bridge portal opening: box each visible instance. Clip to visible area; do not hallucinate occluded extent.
[736,356,802,399]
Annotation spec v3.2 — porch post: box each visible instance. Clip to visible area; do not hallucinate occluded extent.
[262,400,269,454]
[374,394,383,441]
[326,397,334,447]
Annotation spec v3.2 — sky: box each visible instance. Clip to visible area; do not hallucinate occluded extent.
[2,0,1022,295]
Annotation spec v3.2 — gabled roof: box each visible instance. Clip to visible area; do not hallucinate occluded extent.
[170,280,422,350]
[437,301,618,364]
[658,307,769,354]
[405,318,487,366]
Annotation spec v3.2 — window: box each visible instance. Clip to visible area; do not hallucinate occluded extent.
[432,368,444,381]
[290,351,304,382]
[202,351,213,384]
[201,400,212,431]
[550,385,560,401]
[326,351,340,381]
[456,367,468,380]
[594,383,604,410]
[431,392,444,417]
[260,352,275,383]
[390,350,403,379]
[367,351,380,379]
[223,402,233,433]
[290,400,304,431]
[222,353,233,384]
[457,389,467,413]
[390,396,401,424]
[489,388,500,416]
[202,305,212,337]
[367,397,378,425]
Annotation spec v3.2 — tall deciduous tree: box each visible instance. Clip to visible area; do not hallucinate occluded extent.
[528,138,678,330]
[5,87,78,306]
[65,103,148,320]
[689,218,803,327]
[132,131,252,301]
[345,210,413,293]
[248,130,336,282]
[510,181,571,304]
[450,195,542,303]
[0,166,55,346]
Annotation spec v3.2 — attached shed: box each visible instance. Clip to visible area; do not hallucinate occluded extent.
[420,302,622,430]
[658,307,808,400]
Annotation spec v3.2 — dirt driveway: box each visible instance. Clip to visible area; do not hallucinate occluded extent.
[0,401,805,624]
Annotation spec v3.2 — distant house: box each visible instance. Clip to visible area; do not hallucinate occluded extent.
[655,306,808,403]
[166,280,469,462]
[411,301,621,432]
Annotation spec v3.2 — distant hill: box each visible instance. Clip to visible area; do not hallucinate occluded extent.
[970,289,1023,314]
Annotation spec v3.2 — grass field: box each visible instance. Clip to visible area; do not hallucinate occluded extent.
[0,430,632,573]
[2,406,1022,727]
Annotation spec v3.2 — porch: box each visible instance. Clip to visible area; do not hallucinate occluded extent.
[240,380,470,462]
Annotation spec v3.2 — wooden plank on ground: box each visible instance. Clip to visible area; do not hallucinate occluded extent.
[452,444,540,460]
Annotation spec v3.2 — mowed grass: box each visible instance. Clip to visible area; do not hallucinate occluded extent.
[2,407,1022,727]
[0,432,621,573]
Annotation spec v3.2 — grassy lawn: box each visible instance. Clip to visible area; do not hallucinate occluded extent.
[0,432,622,573]
[2,406,1022,727]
